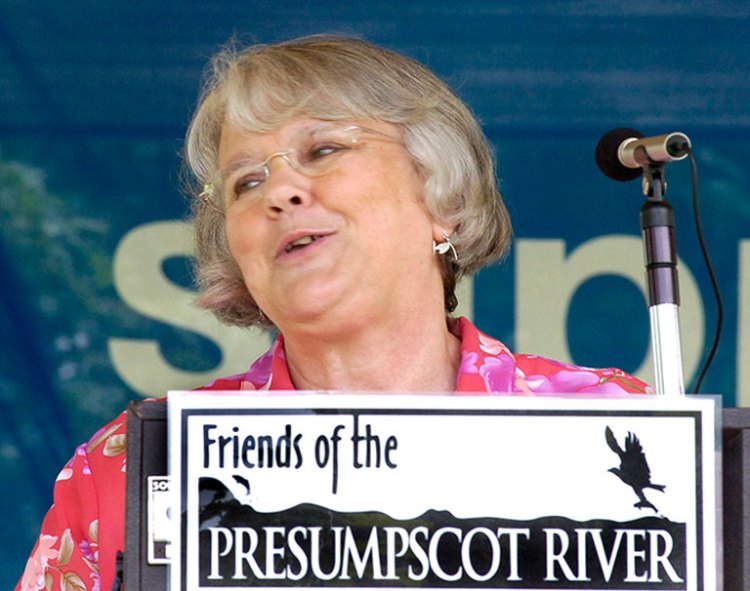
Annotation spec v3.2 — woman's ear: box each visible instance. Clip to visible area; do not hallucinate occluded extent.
[432,223,456,242]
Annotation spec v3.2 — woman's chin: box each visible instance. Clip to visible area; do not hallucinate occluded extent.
[271,292,378,336]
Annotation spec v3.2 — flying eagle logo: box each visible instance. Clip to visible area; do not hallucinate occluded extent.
[605,426,666,513]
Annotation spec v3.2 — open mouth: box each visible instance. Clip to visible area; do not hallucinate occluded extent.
[284,235,323,253]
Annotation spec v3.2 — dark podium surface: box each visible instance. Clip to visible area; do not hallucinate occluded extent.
[721,407,750,590]
[124,400,168,591]
[124,400,750,590]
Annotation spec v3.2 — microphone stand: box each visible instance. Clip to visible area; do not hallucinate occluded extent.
[640,164,685,396]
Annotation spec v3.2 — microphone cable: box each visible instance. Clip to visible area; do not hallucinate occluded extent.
[687,148,723,394]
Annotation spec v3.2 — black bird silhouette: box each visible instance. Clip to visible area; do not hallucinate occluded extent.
[605,426,665,512]
[232,474,252,497]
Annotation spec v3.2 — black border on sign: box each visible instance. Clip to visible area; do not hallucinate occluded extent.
[177,407,705,591]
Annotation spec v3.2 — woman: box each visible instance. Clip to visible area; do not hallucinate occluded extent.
[17,35,649,591]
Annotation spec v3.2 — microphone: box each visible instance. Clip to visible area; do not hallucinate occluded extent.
[595,127,691,182]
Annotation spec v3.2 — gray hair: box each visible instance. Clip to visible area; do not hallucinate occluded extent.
[185,35,512,328]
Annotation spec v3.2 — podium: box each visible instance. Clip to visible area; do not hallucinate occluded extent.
[721,407,750,589]
[124,400,168,591]
[123,400,748,590]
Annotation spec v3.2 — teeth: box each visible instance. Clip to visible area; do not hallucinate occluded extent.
[285,235,318,252]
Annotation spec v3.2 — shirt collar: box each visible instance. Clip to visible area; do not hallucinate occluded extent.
[236,316,517,394]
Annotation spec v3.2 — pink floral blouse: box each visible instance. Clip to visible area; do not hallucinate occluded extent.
[17,317,650,591]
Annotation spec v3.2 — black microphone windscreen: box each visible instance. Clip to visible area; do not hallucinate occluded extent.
[595,127,644,182]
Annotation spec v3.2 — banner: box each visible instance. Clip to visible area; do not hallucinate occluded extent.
[168,393,718,590]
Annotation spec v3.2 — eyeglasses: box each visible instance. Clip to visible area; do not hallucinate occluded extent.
[199,123,400,212]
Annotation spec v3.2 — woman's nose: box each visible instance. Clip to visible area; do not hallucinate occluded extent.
[262,156,312,214]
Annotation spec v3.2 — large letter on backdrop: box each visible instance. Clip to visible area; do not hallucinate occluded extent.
[108,221,271,396]
[736,240,750,406]
[514,236,704,386]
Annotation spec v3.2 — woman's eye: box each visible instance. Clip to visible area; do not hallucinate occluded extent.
[233,175,265,198]
[307,143,348,162]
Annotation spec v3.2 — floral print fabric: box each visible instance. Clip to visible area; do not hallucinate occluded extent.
[17,422,126,591]
[17,317,649,591]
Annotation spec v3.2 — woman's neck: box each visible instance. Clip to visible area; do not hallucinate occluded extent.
[282,312,461,393]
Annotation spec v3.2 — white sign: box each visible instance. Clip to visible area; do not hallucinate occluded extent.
[168,393,718,590]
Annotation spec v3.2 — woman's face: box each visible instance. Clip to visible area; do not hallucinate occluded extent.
[218,116,446,333]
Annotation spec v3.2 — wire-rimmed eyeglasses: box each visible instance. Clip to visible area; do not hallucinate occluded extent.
[198,123,401,213]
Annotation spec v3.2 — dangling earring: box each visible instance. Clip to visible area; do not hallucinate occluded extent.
[433,232,458,262]
[198,182,225,214]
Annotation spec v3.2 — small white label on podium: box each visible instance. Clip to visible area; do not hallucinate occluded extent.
[147,475,173,564]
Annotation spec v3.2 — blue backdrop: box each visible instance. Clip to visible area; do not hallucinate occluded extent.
[2,1,749,586]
